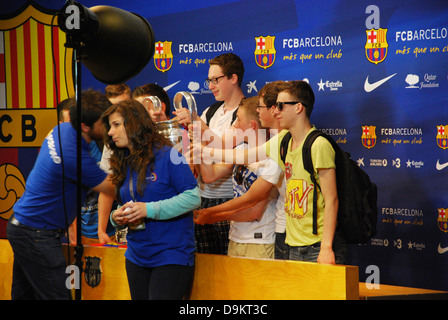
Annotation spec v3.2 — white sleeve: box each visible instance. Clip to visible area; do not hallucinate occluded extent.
[99,145,113,174]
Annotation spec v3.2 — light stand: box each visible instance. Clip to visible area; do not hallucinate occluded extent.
[75,54,83,301]
[57,1,155,300]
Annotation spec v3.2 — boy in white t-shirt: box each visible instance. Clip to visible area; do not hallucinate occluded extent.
[194,97,282,259]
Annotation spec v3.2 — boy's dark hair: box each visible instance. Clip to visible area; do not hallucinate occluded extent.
[57,98,75,122]
[105,84,131,99]
[286,80,315,118]
[70,89,112,129]
[132,83,171,117]
[209,53,245,88]
[258,81,289,108]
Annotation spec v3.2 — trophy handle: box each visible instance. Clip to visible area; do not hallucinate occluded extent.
[173,91,198,122]
[142,96,162,112]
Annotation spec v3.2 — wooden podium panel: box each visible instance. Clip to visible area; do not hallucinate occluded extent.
[68,246,360,300]
[67,246,360,300]
[64,244,131,300]
[0,240,13,300]
[0,240,131,300]
[1,240,359,300]
[3,239,446,300]
[190,253,359,300]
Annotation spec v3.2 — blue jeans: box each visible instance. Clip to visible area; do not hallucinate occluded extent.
[288,241,322,262]
[288,231,347,264]
[274,232,288,259]
[6,217,70,300]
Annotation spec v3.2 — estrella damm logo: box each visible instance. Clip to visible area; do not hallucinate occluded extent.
[436,125,448,149]
[438,208,448,233]
[365,28,388,65]
[154,41,173,73]
[254,36,276,69]
[0,4,75,109]
[362,125,377,149]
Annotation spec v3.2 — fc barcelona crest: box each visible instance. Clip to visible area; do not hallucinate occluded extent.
[365,28,388,65]
[436,125,448,149]
[84,256,102,288]
[0,4,75,109]
[438,209,448,233]
[154,41,173,73]
[362,125,377,149]
[254,36,276,69]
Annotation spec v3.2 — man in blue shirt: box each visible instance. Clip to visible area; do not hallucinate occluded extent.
[6,89,115,300]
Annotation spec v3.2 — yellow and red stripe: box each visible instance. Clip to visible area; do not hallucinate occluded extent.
[0,5,74,110]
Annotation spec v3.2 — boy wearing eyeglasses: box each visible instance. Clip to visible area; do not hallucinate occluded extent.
[175,53,246,255]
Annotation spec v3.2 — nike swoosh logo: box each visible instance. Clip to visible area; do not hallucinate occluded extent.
[364,73,397,92]
[436,159,448,171]
[438,243,448,254]
[164,80,180,91]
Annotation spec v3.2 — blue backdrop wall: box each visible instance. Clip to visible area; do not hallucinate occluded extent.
[1,0,447,291]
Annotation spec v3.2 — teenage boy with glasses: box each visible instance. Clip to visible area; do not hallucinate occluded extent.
[175,53,245,255]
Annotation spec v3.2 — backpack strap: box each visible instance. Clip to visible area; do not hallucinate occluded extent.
[205,102,238,126]
[231,107,238,124]
[280,131,292,165]
[205,102,222,126]
[302,130,323,235]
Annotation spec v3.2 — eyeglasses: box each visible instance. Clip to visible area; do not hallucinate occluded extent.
[234,165,246,185]
[205,75,227,85]
[274,101,305,111]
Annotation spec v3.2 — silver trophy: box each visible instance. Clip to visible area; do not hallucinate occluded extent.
[157,91,198,151]
[141,95,163,113]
